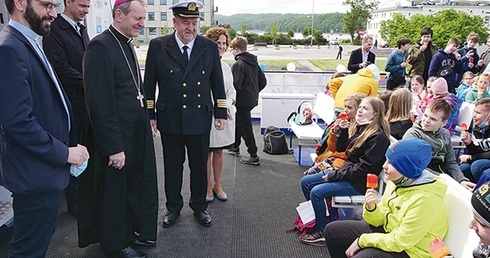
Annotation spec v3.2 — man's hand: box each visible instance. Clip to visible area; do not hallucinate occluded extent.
[459,154,471,163]
[150,119,158,137]
[461,181,476,191]
[345,238,362,258]
[67,144,89,167]
[215,118,226,130]
[108,151,125,170]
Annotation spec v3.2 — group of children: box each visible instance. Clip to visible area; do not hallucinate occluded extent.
[295,30,490,256]
[297,73,490,255]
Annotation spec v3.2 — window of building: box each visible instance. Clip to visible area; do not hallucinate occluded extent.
[200,12,204,21]
[197,0,204,3]
[172,0,178,4]
[161,12,167,20]
[148,0,154,5]
[148,12,155,21]
[149,27,157,35]
[139,28,144,35]
[160,0,166,4]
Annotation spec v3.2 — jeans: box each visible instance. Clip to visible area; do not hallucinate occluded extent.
[460,159,490,182]
[300,172,359,231]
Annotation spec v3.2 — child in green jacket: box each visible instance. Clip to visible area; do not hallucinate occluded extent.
[326,138,448,258]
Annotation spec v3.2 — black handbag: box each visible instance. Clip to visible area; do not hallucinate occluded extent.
[436,65,452,77]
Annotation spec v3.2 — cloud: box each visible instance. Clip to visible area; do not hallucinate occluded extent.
[214,0,348,15]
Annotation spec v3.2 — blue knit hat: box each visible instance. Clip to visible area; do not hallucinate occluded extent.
[385,138,432,179]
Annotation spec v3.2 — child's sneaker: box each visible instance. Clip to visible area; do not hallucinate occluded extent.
[240,156,260,166]
[301,231,325,244]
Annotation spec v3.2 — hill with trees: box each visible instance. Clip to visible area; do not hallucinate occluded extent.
[215,13,345,33]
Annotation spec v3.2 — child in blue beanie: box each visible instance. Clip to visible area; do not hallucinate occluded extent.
[326,138,449,257]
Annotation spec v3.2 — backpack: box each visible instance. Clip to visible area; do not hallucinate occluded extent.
[263,126,292,154]
[286,197,337,246]
[287,101,314,126]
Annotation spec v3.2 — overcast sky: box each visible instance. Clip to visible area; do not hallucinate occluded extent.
[213,0,400,16]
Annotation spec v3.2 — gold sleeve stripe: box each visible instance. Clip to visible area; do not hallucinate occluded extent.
[216,99,227,108]
[147,100,154,109]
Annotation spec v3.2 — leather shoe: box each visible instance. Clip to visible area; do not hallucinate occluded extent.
[162,211,180,228]
[193,210,212,227]
[106,246,146,258]
[67,204,77,217]
[130,238,156,247]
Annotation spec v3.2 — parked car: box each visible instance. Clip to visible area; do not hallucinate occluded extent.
[330,40,340,45]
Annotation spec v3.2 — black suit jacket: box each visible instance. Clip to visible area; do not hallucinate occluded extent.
[144,33,227,135]
[43,16,89,140]
[0,25,76,194]
[348,47,376,74]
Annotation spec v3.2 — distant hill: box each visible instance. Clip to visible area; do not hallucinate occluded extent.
[215,13,345,33]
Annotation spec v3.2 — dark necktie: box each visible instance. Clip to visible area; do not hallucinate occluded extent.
[78,22,86,35]
[182,45,189,66]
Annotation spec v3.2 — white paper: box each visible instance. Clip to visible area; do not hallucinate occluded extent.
[297,200,326,224]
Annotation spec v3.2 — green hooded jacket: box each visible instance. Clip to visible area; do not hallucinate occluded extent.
[358,171,448,257]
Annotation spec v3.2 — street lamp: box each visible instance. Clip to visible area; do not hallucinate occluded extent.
[310,0,314,46]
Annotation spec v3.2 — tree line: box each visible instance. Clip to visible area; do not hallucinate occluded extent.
[380,9,488,48]
[215,13,345,33]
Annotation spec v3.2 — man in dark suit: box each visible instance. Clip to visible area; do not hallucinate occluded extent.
[144,1,227,228]
[0,0,89,256]
[348,35,376,74]
[43,0,91,216]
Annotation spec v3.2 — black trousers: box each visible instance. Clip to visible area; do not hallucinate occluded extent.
[233,106,258,155]
[161,133,209,212]
[325,220,410,258]
[10,190,62,258]
[386,77,406,90]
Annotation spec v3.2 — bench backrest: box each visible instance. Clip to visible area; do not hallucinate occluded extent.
[440,173,480,258]
[313,92,335,125]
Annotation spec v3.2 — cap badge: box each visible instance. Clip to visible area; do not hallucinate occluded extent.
[187,2,197,11]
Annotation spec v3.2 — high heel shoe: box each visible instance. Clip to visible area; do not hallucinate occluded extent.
[212,188,227,201]
[206,195,214,202]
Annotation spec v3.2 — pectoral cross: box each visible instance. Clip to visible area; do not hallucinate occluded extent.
[137,91,144,107]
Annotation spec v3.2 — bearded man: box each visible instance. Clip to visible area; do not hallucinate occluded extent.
[0,0,89,256]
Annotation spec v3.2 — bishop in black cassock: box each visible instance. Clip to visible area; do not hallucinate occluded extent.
[78,21,158,255]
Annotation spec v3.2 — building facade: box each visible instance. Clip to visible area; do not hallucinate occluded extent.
[367,0,490,46]
[141,0,215,43]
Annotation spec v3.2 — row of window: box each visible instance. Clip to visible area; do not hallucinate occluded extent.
[138,27,162,35]
[148,12,167,21]
[147,0,204,5]
[147,11,205,21]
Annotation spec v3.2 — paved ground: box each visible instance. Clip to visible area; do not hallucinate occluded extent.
[0,123,332,258]
[136,44,387,69]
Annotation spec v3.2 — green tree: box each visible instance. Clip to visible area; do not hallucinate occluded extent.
[241,23,248,35]
[270,23,279,45]
[161,24,170,36]
[380,9,488,48]
[288,29,294,38]
[200,25,213,35]
[342,0,379,44]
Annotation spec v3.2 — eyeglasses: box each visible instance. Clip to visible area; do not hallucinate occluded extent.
[34,0,60,12]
